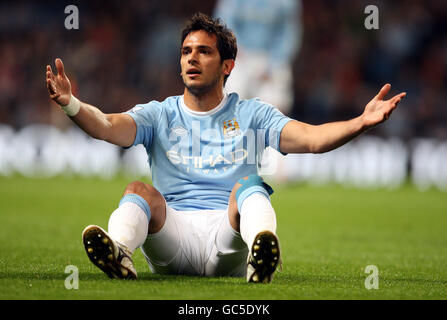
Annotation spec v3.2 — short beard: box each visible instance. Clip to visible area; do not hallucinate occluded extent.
[183,76,221,97]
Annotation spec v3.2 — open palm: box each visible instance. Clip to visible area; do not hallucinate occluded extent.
[362,84,406,129]
[46,58,71,106]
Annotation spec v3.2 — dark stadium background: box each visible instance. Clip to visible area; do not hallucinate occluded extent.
[0,0,445,137]
[1,0,446,190]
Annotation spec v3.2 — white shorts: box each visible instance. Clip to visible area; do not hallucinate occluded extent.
[140,205,249,277]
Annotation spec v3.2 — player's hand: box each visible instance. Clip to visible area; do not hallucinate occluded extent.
[46,58,71,106]
[361,84,406,129]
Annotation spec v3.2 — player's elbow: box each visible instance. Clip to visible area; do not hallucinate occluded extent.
[309,143,324,154]
[310,142,335,154]
[310,143,326,154]
[305,126,333,154]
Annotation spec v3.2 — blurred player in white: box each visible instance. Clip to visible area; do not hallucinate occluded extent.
[46,13,405,283]
[214,0,302,181]
[214,0,301,115]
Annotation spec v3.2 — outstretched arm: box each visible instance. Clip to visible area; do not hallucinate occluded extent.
[46,58,136,147]
[280,84,406,154]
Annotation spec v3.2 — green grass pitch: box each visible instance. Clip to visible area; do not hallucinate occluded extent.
[0,175,446,300]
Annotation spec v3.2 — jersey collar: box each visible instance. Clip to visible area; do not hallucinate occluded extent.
[180,94,228,117]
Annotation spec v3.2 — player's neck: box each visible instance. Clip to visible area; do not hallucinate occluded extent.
[183,87,225,112]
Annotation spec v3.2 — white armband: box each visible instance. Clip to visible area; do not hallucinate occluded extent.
[61,94,81,117]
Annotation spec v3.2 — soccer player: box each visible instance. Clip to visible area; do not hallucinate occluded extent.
[45,13,405,283]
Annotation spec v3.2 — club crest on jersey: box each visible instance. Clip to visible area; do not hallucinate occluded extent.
[223,118,241,138]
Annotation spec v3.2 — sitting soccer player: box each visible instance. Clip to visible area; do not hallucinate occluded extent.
[45,13,405,283]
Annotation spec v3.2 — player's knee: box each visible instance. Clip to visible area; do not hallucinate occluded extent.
[124,181,160,200]
[124,181,147,195]
[124,181,165,213]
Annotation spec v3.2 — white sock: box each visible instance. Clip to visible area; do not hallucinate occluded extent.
[239,192,277,250]
[107,202,149,253]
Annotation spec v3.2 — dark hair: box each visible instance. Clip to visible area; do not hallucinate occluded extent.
[181,12,237,84]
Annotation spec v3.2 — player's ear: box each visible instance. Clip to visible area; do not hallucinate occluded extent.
[222,59,235,76]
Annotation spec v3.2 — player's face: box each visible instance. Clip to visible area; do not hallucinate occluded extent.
[180,30,232,95]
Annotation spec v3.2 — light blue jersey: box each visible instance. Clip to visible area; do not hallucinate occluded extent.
[125,93,292,211]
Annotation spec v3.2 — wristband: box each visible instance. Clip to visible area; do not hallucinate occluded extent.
[61,94,81,117]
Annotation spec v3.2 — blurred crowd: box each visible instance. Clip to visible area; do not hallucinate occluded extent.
[0,0,446,140]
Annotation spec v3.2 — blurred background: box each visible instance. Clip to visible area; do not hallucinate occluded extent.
[0,0,446,190]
